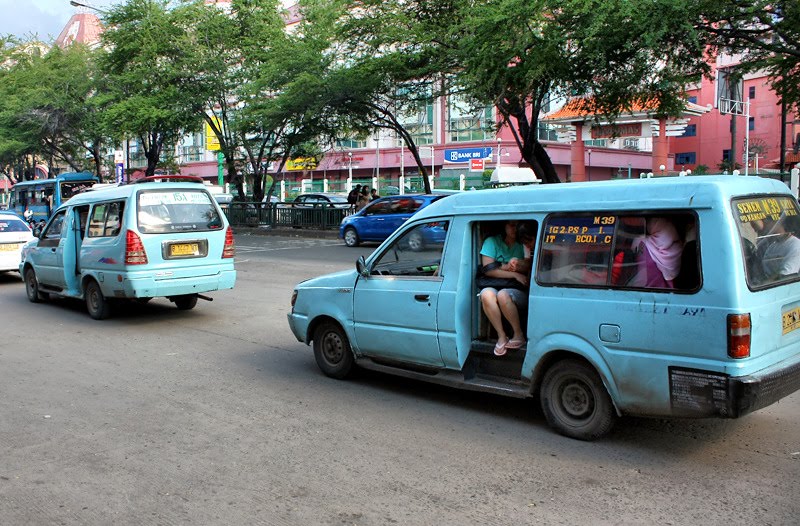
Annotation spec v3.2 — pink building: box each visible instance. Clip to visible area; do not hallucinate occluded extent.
[671,59,800,174]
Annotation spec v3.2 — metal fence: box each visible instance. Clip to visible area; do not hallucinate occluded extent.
[222,202,353,230]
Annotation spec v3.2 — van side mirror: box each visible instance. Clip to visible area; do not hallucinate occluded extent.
[356,256,370,277]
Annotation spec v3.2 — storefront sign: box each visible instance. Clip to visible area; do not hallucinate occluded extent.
[590,123,643,139]
[444,147,493,163]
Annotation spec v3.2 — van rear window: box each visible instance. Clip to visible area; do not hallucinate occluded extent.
[733,195,800,289]
[137,190,222,234]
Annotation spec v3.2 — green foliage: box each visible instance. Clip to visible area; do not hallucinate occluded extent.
[696,1,800,112]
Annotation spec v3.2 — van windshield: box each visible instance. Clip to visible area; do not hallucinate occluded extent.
[733,195,800,289]
[137,190,223,234]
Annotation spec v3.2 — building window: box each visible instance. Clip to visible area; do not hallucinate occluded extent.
[675,152,696,165]
[398,84,434,145]
[447,94,493,142]
[723,149,731,161]
[688,96,698,104]
[749,117,755,131]
[682,124,697,137]
[336,138,367,149]
[749,86,756,99]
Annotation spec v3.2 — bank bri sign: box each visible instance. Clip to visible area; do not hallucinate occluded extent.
[443,147,493,163]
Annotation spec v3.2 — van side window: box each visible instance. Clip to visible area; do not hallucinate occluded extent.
[41,211,66,241]
[537,212,699,291]
[89,201,125,238]
[371,221,449,277]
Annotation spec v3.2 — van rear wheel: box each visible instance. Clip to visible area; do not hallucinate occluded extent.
[85,279,111,320]
[540,359,616,440]
[174,294,198,310]
[313,321,355,379]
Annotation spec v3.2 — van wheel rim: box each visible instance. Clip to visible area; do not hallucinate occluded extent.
[321,332,344,364]
[559,380,594,419]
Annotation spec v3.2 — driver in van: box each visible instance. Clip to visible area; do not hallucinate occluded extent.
[759,215,800,277]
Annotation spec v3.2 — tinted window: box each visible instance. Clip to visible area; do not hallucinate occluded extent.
[89,201,125,238]
[42,211,66,240]
[538,212,699,291]
[0,216,29,232]
[137,190,222,234]
[733,195,800,289]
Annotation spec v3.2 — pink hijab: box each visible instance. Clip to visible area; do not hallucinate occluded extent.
[637,218,683,281]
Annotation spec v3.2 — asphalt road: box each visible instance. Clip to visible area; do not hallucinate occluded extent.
[0,232,798,525]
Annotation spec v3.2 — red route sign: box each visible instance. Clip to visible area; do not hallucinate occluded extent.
[470,158,484,172]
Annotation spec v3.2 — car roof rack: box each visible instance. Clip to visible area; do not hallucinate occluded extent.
[133,175,205,184]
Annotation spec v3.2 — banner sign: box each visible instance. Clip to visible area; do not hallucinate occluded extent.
[470,159,484,172]
[205,116,222,151]
[286,158,318,171]
[115,163,124,184]
[444,147,493,163]
[590,123,643,139]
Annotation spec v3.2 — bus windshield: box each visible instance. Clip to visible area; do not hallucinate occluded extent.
[60,180,96,200]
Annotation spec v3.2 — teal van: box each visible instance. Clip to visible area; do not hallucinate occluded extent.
[20,177,236,319]
[288,176,800,440]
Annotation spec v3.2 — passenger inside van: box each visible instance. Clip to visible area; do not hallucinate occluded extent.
[759,215,800,277]
[626,217,683,289]
[477,220,529,357]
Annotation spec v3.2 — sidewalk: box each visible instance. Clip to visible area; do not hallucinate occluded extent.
[232,225,340,240]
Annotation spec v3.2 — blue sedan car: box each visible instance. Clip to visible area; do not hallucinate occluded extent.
[340,194,448,248]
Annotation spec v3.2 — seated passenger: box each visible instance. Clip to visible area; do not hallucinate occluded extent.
[628,217,683,289]
[478,221,529,356]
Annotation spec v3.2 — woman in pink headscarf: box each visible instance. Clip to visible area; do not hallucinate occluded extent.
[630,217,683,289]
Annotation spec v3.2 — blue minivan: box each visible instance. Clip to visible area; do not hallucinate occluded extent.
[339,193,449,247]
[290,176,800,440]
[20,177,236,319]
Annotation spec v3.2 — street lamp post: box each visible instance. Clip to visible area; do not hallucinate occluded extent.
[69,1,108,14]
[587,149,592,181]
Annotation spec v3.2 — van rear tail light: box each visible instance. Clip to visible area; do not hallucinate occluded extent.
[727,313,751,359]
[222,226,235,258]
[125,230,148,265]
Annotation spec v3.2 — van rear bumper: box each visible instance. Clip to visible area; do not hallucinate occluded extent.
[669,358,800,418]
[121,269,236,298]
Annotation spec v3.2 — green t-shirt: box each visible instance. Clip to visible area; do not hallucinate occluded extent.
[480,234,524,264]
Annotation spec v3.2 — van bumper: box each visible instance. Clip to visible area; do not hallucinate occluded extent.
[121,269,237,298]
[669,357,800,418]
[287,313,307,343]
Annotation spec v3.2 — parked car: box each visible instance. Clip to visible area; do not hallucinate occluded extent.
[0,211,34,274]
[291,193,350,208]
[339,194,449,247]
[20,176,236,319]
[289,193,350,228]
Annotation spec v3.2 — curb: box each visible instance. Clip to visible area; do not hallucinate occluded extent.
[232,225,341,240]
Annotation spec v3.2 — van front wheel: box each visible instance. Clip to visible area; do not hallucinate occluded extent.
[313,321,354,379]
[540,359,616,441]
[85,279,111,320]
[24,267,47,303]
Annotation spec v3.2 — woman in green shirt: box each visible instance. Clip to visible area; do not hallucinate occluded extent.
[479,221,529,356]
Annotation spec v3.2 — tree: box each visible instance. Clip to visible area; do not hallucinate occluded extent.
[0,38,108,181]
[696,1,800,112]
[100,0,204,178]
[332,0,710,184]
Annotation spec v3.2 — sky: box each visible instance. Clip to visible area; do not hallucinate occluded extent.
[0,0,119,41]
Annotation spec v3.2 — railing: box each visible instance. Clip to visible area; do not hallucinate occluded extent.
[222,202,354,230]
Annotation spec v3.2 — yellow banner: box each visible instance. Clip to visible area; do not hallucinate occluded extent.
[286,158,318,171]
[205,117,222,151]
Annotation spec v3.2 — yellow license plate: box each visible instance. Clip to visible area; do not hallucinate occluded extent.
[170,243,199,257]
[782,307,800,335]
[0,243,20,252]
